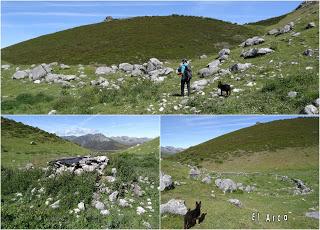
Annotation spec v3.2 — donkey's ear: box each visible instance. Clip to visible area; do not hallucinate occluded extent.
[199,201,202,204]
[196,201,198,205]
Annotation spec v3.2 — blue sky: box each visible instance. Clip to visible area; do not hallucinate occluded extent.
[161,115,305,148]
[1,1,302,47]
[3,115,160,137]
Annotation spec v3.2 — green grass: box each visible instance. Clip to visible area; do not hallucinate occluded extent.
[1,3,318,114]
[161,160,319,229]
[1,15,260,65]
[172,117,319,166]
[1,117,90,167]
[1,137,160,229]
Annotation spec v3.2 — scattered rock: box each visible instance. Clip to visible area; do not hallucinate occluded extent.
[119,199,129,207]
[228,199,242,208]
[94,201,105,210]
[109,191,119,202]
[240,36,264,47]
[100,209,110,215]
[306,22,316,29]
[199,54,207,59]
[288,91,297,98]
[241,48,274,58]
[198,67,219,78]
[50,200,60,209]
[160,172,174,191]
[95,66,115,75]
[133,183,143,197]
[160,199,188,215]
[189,168,200,178]
[305,211,319,219]
[303,49,314,56]
[292,178,312,195]
[202,176,212,184]
[119,63,134,72]
[1,64,10,70]
[60,64,70,69]
[48,110,57,115]
[230,63,252,72]
[29,64,52,80]
[313,98,319,107]
[12,70,29,80]
[78,202,85,211]
[215,178,237,193]
[136,206,146,215]
[301,104,318,115]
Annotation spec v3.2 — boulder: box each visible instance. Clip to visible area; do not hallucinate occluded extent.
[100,209,110,215]
[95,66,114,75]
[189,168,200,178]
[131,68,143,77]
[119,198,129,207]
[218,54,229,61]
[240,36,264,47]
[292,178,311,195]
[215,178,237,193]
[218,48,230,57]
[241,48,273,58]
[200,54,207,59]
[146,58,163,72]
[301,104,318,115]
[303,49,314,56]
[160,172,174,191]
[94,201,105,210]
[228,199,242,208]
[60,64,70,69]
[119,63,134,72]
[12,70,29,80]
[198,67,219,78]
[109,191,119,202]
[268,28,279,35]
[160,199,188,215]
[78,202,85,211]
[90,77,109,87]
[2,64,10,70]
[230,63,252,72]
[278,22,294,35]
[207,60,220,68]
[202,176,212,184]
[29,64,51,80]
[305,211,319,219]
[306,22,316,29]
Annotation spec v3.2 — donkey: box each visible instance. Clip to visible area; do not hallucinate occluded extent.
[184,201,202,229]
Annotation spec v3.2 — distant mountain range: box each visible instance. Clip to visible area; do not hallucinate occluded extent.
[161,146,185,155]
[62,133,151,151]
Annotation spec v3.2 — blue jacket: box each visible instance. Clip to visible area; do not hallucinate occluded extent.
[180,63,189,80]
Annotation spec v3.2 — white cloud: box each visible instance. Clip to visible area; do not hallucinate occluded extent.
[55,127,99,136]
[3,11,137,17]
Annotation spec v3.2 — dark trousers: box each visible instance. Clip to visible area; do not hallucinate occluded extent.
[181,78,190,96]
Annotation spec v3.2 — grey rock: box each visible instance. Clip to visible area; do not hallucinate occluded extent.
[2,64,10,70]
[207,60,220,68]
[119,198,130,207]
[303,49,314,56]
[305,211,319,219]
[313,98,319,107]
[218,54,229,61]
[147,58,163,72]
[241,48,274,58]
[288,91,297,98]
[60,64,70,69]
[198,67,219,78]
[94,201,105,210]
[133,183,143,197]
[48,110,57,115]
[202,176,212,184]
[240,36,264,47]
[189,168,200,178]
[160,199,188,215]
[160,172,174,191]
[200,54,207,59]
[215,178,237,193]
[218,48,230,56]
[109,191,119,202]
[95,66,114,75]
[12,70,29,80]
[230,63,252,72]
[301,104,318,114]
[228,199,242,208]
[50,200,60,209]
[131,68,144,77]
[29,64,51,80]
[119,63,134,72]
[268,28,279,35]
[306,22,316,29]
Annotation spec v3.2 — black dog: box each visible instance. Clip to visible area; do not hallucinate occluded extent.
[198,213,207,224]
[218,81,231,96]
[184,201,201,229]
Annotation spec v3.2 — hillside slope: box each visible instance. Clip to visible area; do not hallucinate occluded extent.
[1,117,90,167]
[173,117,319,166]
[1,15,259,65]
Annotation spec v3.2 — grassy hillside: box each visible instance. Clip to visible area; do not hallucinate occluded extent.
[1,117,90,167]
[173,117,319,166]
[1,3,318,114]
[1,15,259,65]
[1,130,160,229]
[120,137,159,156]
[161,117,319,229]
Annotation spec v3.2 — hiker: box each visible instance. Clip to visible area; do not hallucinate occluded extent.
[177,59,192,96]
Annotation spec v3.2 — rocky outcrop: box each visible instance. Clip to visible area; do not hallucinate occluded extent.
[240,36,264,47]
[230,63,252,72]
[160,172,174,191]
[160,199,188,215]
[241,48,274,58]
[268,22,294,36]
[215,178,237,193]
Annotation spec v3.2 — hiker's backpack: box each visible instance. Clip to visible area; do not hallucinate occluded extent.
[184,65,192,80]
